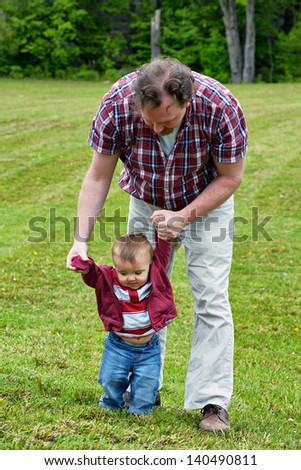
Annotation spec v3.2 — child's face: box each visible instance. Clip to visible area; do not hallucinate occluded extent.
[113,254,151,290]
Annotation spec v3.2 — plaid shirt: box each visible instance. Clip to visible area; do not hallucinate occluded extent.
[88,72,248,210]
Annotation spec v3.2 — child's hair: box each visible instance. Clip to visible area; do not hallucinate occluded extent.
[112,232,153,264]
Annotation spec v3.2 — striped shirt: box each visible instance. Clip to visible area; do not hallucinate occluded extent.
[112,269,154,338]
[88,71,248,210]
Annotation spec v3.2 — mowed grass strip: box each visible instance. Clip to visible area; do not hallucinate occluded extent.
[1,79,300,450]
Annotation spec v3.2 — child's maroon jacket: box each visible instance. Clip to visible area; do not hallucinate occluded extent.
[71,238,177,332]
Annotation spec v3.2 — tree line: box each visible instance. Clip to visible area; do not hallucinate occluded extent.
[0,0,300,83]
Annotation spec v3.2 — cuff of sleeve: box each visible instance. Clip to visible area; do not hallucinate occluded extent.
[71,256,95,271]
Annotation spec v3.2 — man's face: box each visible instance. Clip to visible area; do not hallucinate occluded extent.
[142,95,188,136]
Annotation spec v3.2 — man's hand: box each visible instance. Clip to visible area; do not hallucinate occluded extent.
[150,209,187,240]
[66,241,89,273]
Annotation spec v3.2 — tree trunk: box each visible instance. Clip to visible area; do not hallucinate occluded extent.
[243,0,256,83]
[219,0,242,83]
[267,35,274,83]
[151,8,161,59]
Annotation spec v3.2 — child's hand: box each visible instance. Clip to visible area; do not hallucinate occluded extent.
[67,241,89,273]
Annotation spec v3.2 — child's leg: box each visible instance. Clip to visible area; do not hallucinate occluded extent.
[98,334,130,410]
[128,335,161,415]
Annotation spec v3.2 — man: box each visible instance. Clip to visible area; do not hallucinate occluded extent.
[67,57,248,432]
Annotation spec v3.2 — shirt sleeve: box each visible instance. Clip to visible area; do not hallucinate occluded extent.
[87,92,123,155]
[71,256,100,288]
[153,235,172,270]
[211,102,248,164]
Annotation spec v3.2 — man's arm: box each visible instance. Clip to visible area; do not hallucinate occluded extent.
[151,158,244,239]
[67,150,119,271]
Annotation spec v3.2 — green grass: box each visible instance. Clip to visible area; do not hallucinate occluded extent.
[1,79,300,450]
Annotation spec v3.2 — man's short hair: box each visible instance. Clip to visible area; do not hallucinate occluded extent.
[132,57,195,111]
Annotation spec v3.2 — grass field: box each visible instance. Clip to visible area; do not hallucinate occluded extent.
[1,78,300,451]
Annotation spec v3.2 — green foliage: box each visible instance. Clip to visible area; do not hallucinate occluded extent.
[126,0,153,66]
[0,0,301,81]
[254,0,301,82]
[274,13,301,81]
[159,0,230,79]
[198,28,230,83]
[160,6,202,69]
[0,0,88,77]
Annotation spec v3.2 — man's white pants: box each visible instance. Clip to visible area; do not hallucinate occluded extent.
[128,195,234,410]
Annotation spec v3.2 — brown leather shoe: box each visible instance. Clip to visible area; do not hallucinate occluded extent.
[199,404,230,433]
[123,391,161,408]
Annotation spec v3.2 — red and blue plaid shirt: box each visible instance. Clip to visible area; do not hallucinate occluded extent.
[88,71,248,210]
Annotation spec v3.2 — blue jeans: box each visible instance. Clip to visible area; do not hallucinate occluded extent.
[98,332,161,415]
